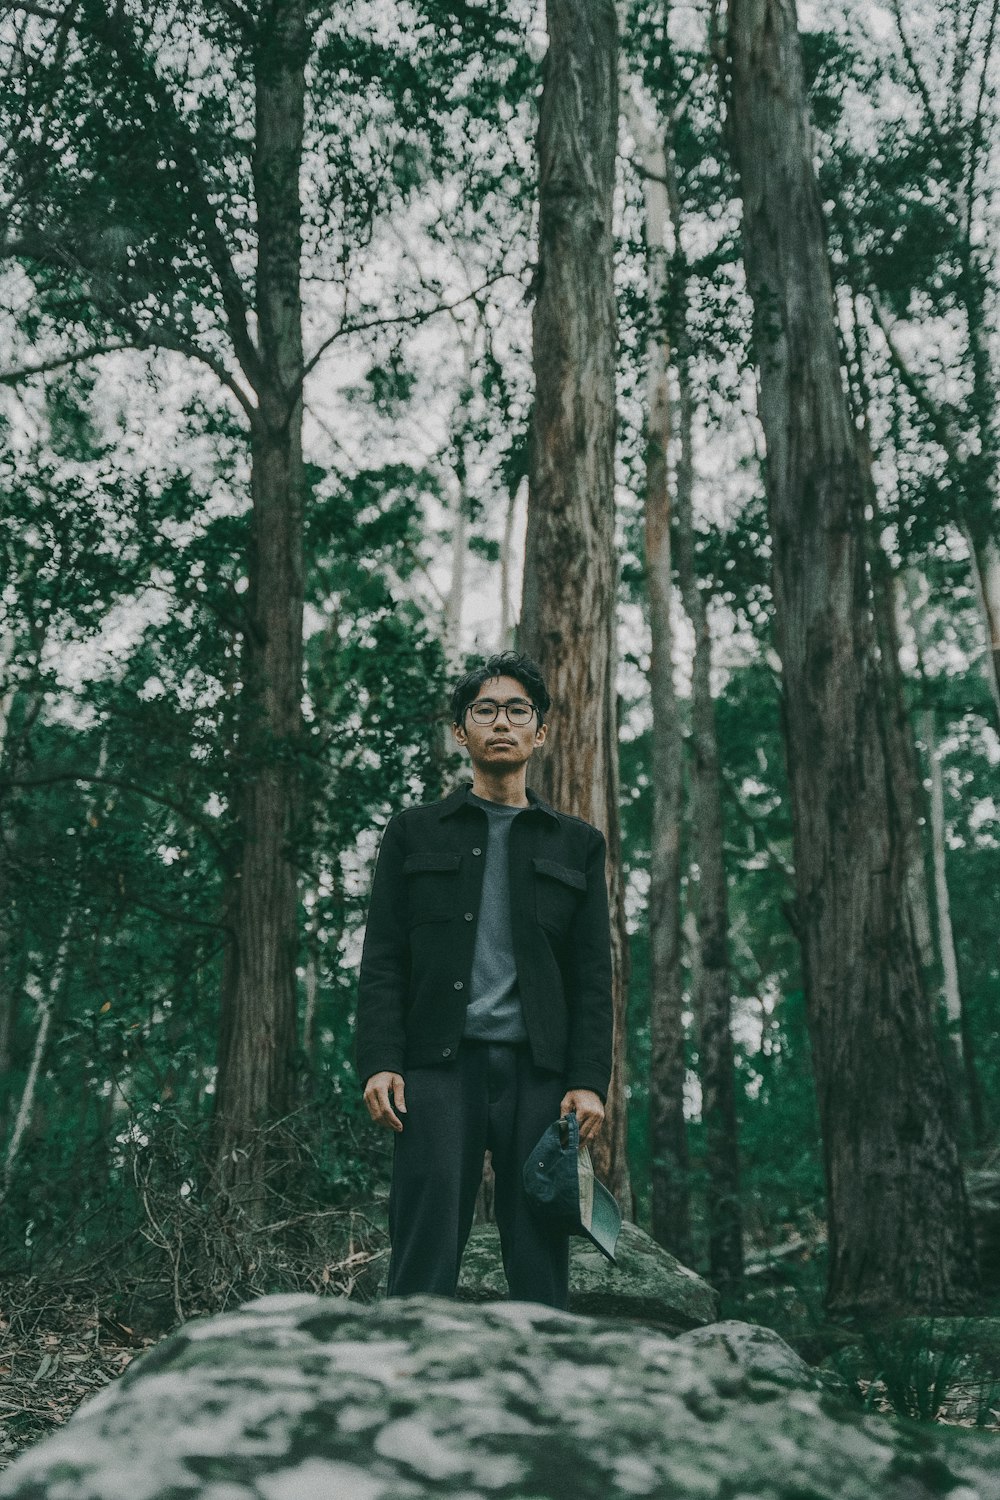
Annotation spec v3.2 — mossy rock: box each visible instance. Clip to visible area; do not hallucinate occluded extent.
[3,1296,1000,1499]
[456,1219,719,1331]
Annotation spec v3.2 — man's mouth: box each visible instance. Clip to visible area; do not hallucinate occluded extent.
[489,739,515,748]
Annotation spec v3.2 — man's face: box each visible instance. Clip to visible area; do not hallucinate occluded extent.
[453,674,547,770]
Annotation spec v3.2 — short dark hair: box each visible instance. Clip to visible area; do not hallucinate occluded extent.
[450,650,551,726]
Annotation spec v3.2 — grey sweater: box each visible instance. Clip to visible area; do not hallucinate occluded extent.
[463,793,528,1043]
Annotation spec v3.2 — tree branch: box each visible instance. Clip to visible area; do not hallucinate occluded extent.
[130,321,257,421]
[0,340,133,385]
[0,1,74,19]
[0,770,228,851]
[4,5,264,394]
[80,3,264,393]
[0,232,257,417]
[888,0,945,144]
[124,894,230,934]
[297,272,516,393]
[202,0,255,44]
[865,292,964,461]
[964,0,1000,215]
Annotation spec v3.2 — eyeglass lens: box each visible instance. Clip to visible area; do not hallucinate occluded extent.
[469,700,535,725]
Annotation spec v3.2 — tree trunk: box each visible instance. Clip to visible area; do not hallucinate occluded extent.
[673,313,744,1296]
[662,122,743,1287]
[902,571,984,1144]
[628,97,690,1259]
[869,534,974,1140]
[214,1,307,1195]
[520,0,630,1208]
[963,527,1000,727]
[923,705,985,1145]
[727,0,976,1313]
[498,481,519,650]
[922,712,962,1045]
[868,523,937,978]
[0,929,68,1204]
[446,485,467,658]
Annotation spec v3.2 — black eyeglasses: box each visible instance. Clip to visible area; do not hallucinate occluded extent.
[466,698,537,726]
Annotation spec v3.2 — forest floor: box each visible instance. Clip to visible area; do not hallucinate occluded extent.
[0,1276,158,1470]
[2,1266,1000,1473]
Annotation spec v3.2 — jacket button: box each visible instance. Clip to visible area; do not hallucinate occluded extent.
[472,847,482,856]
[442,1047,452,1058]
[464,911,474,921]
[453,980,464,990]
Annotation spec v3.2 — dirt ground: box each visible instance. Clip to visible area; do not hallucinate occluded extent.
[0,1280,159,1471]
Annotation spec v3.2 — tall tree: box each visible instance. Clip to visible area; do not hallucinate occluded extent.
[825,0,1000,727]
[211,0,307,1188]
[727,0,976,1310]
[0,0,522,1194]
[520,0,630,1204]
[628,95,691,1260]
[669,225,744,1294]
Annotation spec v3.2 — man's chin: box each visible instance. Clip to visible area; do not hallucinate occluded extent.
[477,747,528,767]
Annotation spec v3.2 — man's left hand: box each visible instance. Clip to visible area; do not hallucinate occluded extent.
[560,1088,605,1144]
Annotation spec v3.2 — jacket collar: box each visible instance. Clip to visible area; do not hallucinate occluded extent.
[438,781,559,825]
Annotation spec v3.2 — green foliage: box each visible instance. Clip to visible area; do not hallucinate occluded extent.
[0,375,457,1270]
[2,0,999,1331]
[831,1320,983,1423]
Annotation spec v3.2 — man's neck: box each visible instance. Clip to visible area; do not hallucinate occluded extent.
[470,768,530,808]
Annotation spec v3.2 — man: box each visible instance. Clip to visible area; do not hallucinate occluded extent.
[356,650,613,1308]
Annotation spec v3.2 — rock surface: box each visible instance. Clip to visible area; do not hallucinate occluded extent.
[2,1295,999,1500]
[456,1219,719,1330]
[679,1318,852,1400]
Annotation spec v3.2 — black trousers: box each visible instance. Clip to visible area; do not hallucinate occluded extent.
[386,1040,569,1308]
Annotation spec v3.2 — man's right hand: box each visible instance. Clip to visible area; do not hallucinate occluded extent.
[363,1071,407,1132]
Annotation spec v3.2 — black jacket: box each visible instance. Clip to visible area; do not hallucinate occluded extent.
[355,783,613,1098]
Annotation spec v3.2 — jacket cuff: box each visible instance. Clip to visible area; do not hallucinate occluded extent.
[565,1065,610,1103]
[355,1049,406,1090]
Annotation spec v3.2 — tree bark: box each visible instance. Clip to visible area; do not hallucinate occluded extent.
[498,482,519,650]
[922,712,964,1046]
[520,0,630,1207]
[652,108,743,1290]
[727,0,976,1312]
[627,95,690,1259]
[963,528,1000,727]
[672,284,744,1297]
[901,570,984,1144]
[213,1,307,1193]
[868,524,937,980]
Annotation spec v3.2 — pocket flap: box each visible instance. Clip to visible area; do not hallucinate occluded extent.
[533,857,586,890]
[403,852,462,875]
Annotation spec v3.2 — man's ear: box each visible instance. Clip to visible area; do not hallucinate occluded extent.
[535,722,548,746]
[452,721,467,747]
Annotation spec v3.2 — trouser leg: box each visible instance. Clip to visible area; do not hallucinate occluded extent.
[487,1043,570,1309]
[386,1048,488,1297]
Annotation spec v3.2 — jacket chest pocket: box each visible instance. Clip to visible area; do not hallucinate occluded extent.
[533,857,586,934]
[403,851,462,927]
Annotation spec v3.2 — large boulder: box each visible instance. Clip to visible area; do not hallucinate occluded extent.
[678,1318,820,1385]
[456,1219,719,1330]
[2,1295,999,1500]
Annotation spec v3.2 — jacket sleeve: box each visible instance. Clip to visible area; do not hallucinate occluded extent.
[355,814,409,1088]
[564,826,614,1099]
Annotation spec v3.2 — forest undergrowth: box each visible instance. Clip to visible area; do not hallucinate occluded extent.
[3,1175,1000,1473]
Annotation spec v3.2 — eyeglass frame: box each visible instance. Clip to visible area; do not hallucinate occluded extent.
[463,697,540,727]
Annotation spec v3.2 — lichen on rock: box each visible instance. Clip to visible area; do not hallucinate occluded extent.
[1,1296,998,1500]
